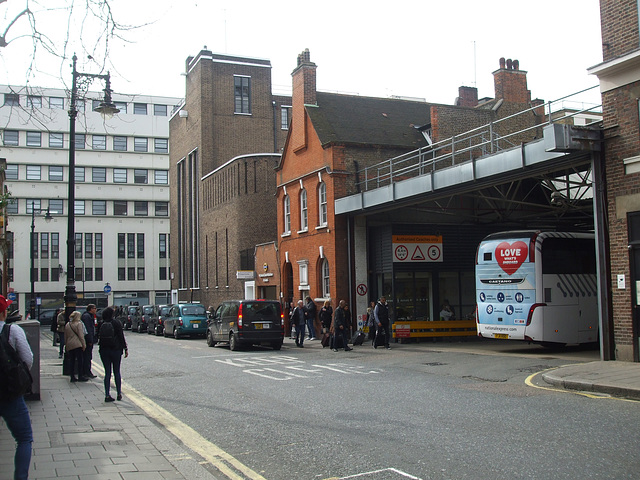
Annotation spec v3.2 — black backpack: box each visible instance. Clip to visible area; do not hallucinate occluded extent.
[98,320,117,349]
[0,324,33,400]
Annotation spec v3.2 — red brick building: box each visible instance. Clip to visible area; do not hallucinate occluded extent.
[276,50,544,332]
[589,0,640,361]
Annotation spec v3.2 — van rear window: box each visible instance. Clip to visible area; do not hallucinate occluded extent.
[182,306,206,315]
[242,302,278,320]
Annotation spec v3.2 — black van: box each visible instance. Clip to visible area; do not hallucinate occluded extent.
[207,300,284,351]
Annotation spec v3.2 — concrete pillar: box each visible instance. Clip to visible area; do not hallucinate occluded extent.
[353,215,369,331]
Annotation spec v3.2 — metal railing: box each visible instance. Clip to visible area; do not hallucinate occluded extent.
[358,86,602,191]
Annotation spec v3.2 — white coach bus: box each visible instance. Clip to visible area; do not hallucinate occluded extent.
[475,231,598,346]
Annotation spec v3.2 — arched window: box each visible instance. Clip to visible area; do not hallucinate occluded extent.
[321,258,330,298]
[318,182,327,226]
[300,189,308,231]
[283,195,291,234]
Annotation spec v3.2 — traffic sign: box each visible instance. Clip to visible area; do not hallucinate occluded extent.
[103,285,112,294]
[7,292,16,301]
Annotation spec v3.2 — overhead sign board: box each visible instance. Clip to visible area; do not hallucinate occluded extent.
[392,235,443,263]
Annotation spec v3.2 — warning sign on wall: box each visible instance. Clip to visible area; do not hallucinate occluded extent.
[392,235,443,263]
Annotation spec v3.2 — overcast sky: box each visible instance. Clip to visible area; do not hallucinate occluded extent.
[0,0,603,108]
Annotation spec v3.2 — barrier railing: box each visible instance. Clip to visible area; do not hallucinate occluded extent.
[392,320,477,339]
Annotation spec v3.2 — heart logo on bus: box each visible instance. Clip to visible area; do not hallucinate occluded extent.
[495,241,528,275]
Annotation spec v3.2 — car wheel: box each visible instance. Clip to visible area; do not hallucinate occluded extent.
[206,330,216,347]
[156,327,163,336]
[163,326,168,337]
[147,325,153,335]
[173,327,180,339]
[229,333,239,351]
[272,342,282,351]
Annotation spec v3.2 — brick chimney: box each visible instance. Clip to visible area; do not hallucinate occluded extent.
[291,48,317,151]
[456,86,478,107]
[492,57,531,104]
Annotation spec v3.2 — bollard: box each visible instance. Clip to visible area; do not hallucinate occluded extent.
[14,319,41,401]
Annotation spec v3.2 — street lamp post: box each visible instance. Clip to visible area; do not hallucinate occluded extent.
[29,200,53,320]
[65,54,119,321]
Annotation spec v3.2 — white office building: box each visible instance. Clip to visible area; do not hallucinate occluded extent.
[0,85,182,315]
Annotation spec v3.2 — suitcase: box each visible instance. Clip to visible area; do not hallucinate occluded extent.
[352,330,365,346]
[321,332,331,348]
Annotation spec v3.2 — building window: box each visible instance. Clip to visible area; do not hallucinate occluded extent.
[41,233,49,259]
[154,138,168,153]
[154,170,168,184]
[75,133,86,150]
[299,262,308,286]
[134,201,148,216]
[118,233,125,259]
[6,198,17,214]
[281,106,291,130]
[95,233,102,259]
[155,202,169,216]
[91,99,102,111]
[133,103,147,115]
[27,95,42,108]
[5,164,18,180]
[74,200,85,215]
[128,267,135,281]
[84,267,93,282]
[75,233,82,259]
[154,104,167,116]
[71,168,84,184]
[49,166,63,181]
[4,93,19,106]
[51,267,59,282]
[95,267,103,281]
[234,76,251,114]
[114,101,127,113]
[137,267,145,281]
[159,233,167,259]
[40,268,48,282]
[26,165,41,181]
[114,200,127,216]
[92,167,106,182]
[300,189,308,231]
[92,135,106,150]
[137,233,144,258]
[134,169,148,184]
[49,132,64,148]
[322,258,330,297]
[240,248,255,271]
[92,200,107,215]
[134,137,148,152]
[283,195,291,234]
[26,199,41,214]
[51,233,59,259]
[3,130,19,146]
[49,199,63,215]
[26,131,41,147]
[85,234,93,259]
[113,168,127,183]
[319,182,327,226]
[49,97,64,109]
[76,100,85,112]
[127,233,135,259]
[159,267,167,280]
[118,267,125,281]
[113,136,127,151]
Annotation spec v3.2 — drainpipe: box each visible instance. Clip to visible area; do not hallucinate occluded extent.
[272,101,278,153]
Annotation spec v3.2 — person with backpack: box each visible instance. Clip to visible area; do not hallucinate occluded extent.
[0,294,34,480]
[65,311,88,382]
[97,307,128,402]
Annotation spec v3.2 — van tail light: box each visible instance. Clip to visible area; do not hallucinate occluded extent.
[178,317,183,326]
[158,316,163,325]
[280,312,284,327]
[237,304,243,328]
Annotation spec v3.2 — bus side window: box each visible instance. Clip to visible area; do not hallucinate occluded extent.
[484,252,492,261]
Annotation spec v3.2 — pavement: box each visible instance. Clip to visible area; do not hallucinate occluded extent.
[1,331,639,480]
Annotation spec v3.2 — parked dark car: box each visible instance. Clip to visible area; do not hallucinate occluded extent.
[125,305,140,330]
[132,304,155,333]
[37,308,59,326]
[148,304,171,336]
[207,299,284,351]
[163,303,208,339]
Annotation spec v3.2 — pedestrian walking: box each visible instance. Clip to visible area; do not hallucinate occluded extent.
[304,296,317,340]
[367,301,376,344]
[97,307,128,402]
[288,301,296,338]
[0,294,34,480]
[292,300,306,347]
[319,299,333,333]
[374,296,391,349]
[81,304,97,378]
[65,311,88,382]
[55,308,66,358]
[332,300,352,352]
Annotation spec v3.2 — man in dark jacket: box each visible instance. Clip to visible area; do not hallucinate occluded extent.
[81,304,97,378]
[292,300,306,348]
[332,300,352,352]
[373,296,391,349]
[304,296,317,341]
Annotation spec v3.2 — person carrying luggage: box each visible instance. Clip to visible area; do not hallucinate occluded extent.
[373,296,391,350]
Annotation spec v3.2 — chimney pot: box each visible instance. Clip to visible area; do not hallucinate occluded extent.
[506,58,513,70]
[499,57,506,69]
[513,59,519,70]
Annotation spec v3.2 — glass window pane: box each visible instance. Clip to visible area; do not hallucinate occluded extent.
[49,132,64,148]
[92,200,106,215]
[133,103,147,115]
[4,94,19,106]
[134,201,148,216]
[153,104,167,116]
[49,199,63,215]
[27,96,42,108]
[92,135,106,150]
[114,101,127,113]
[154,138,168,153]
[113,168,127,183]
[134,137,148,152]
[155,202,168,216]
[154,170,168,184]
[26,131,41,147]
[49,166,63,181]
[3,130,19,146]
[74,200,85,215]
[75,167,85,182]
[113,136,127,151]
[114,200,127,216]
[5,164,18,180]
[134,169,148,184]
[75,133,86,149]
[26,165,41,180]
[92,167,106,182]
[49,97,64,109]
